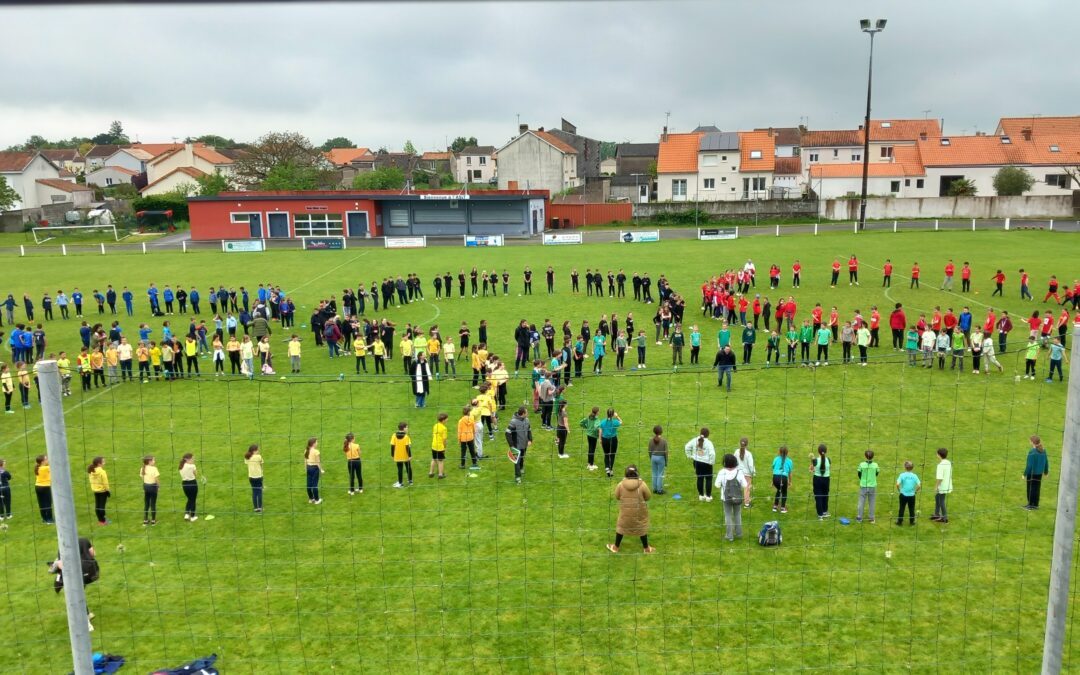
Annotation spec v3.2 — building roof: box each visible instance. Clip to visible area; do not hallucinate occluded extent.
[699,131,740,152]
[756,127,802,147]
[215,148,250,161]
[36,178,92,193]
[996,116,1080,138]
[866,119,941,141]
[421,151,453,161]
[324,147,374,166]
[140,166,207,192]
[809,163,911,179]
[88,165,138,177]
[891,145,926,175]
[615,143,658,158]
[773,156,802,175]
[457,145,496,156]
[116,148,154,161]
[534,130,578,154]
[0,151,37,172]
[193,146,235,165]
[59,169,75,178]
[693,125,720,133]
[40,149,81,162]
[130,143,184,158]
[915,134,1080,167]
[86,144,121,158]
[800,130,864,148]
[739,131,776,172]
[656,132,702,174]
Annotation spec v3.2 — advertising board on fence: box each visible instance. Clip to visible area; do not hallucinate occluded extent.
[464,234,504,247]
[543,232,583,245]
[620,230,660,243]
[223,240,264,252]
[384,236,427,249]
[302,236,346,250]
[697,227,738,241]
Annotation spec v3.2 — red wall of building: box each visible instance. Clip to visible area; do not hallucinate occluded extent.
[189,197,380,241]
[548,203,632,228]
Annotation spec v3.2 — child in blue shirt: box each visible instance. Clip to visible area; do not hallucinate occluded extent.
[771,446,794,513]
[896,461,921,525]
[1047,337,1067,382]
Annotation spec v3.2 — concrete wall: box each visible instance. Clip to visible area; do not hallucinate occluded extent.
[819,194,1078,220]
[635,198,817,221]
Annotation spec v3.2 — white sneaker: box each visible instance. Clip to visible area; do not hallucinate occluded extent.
[189,516,198,522]
[183,514,190,521]
[314,499,323,504]
[705,496,713,502]
[559,454,570,459]
[698,495,705,501]
[392,482,403,488]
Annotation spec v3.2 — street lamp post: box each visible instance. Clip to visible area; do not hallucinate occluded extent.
[858,18,886,231]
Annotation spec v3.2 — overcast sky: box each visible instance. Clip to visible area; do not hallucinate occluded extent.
[2,0,1078,151]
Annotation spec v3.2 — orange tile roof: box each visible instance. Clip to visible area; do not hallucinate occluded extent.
[140,166,207,192]
[917,135,1032,167]
[421,151,452,161]
[89,165,138,176]
[656,132,702,173]
[193,146,235,165]
[739,131,775,171]
[36,178,92,193]
[130,143,184,158]
[0,151,36,172]
[325,147,373,165]
[801,130,863,148]
[773,156,802,175]
[534,130,577,154]
[867,119,941,141]
[997,116,1080,138]
[891,145,925,175]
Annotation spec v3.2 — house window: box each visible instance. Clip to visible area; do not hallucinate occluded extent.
[1047,174,1070,188]
[880,146,894,158]
[832,149,839,158]
[703,178,716,189]
[479,156,487,165]
[750,150,762,159]
[230,213,257,224]
[672,179,687,197]
[852,153,861,162]
[293,213,343,237]
[904,179,910,186]
[809,152,819,162]
[752,177,766,191]
[473,170,482,180]
[466,157,472,165]
[890,180,901,193]
[389,209,409,227]
[721,176,727,182]
[1001,136,1012,144]
[1049,145,1061,152]
[721,155,727,161]
[702,154,718,167]
[50,195,67,203]
[105,177,114,185]
[916,179,924,188]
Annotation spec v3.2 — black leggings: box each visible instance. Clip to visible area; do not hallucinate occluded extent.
[601,436,619,472]
[587,436,598,466]
[772,475,789,507]
[182,480,198,516]
[614,533,649,549]
[460,440,477,466]
[556,428,568,455]
[694,460,714,497]
[348,459,364,490]
[143,484,158,520]
[0,485,10,518]
[93,491,108,523]
[396,461,413,483]
[36,486,52,522]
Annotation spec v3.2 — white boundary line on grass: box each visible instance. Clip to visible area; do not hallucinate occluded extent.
[285,251,371,296]
[0,388,111,451]
[857,260,995,312]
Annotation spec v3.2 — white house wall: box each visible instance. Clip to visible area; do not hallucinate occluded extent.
[3,155,61,209]
[497,134,574,194]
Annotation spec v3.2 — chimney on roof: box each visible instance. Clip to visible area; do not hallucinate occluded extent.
[518,124,528,135]
[858,124,864,130]
[662,126,668,142]
[919,132,927,141]
[538,127,545,132]
[1021,127,1032,141]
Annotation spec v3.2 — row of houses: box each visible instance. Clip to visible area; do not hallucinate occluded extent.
[324,145,498,186]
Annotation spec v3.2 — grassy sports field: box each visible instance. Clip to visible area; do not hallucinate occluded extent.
[0,229,1076,673]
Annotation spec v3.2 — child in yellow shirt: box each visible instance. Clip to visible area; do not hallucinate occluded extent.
[56,351,72,396]
[353,337,368,374]
[430,413,448,479]
[288,335,302,374]
[390,422,413,487]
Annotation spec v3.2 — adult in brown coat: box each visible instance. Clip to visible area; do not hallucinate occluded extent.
[606,465,656,554]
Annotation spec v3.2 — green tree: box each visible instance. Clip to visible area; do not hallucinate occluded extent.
[320,136,354,151]
[352,167,405,190]
[402,140,417,156]
[600,141,617,160]
[0,176,19,210]
[261,163,325,191]
[450,136,478,153]
[234,131,332,188]
[195,170,231,196]
[947,178,978,197]
[186,134,241,148]
[992,166,1035,196]
[647,160,658,179]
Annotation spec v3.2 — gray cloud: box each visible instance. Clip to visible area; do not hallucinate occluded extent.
[1,0,1077,150]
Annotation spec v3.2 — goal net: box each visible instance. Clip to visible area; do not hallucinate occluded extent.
[32,223,121,244]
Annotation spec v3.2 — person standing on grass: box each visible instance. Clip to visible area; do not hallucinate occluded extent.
[606,465,655,554]
[810,444,831,520]
[458,406,479,469]
[1,363,13,413]
[647,425,668,495]
[929,448,952,523]
[581,406,602,471]
[1024,435,1049,510]
[714,344,736,391]
[506,406,532,484]
[896,461,921,526]
[35,455,53,524]
[141,456,159,525]
[304,437,324,504]
[0,459,10,520]
[941,259,955,291]
[599,408,622,477]
[428,413,449,479]
[179,453,199,522]
[554,400,571,459]
[910,262,921,289]
[391,422,413,488]
[771,446,793,513]
[685,428,716,502]
[244,445,264,511]
[1047,336,1068,382]
[342,433,363,495]
[716,454,748,541]
[856,450,879,523]
[412,352,432,408]
[735,438,755,507]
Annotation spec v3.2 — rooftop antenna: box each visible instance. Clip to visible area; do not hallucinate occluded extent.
[664,111,671,132]
[922,109,931,119]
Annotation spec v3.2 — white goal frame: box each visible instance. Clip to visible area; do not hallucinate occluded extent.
[32,223,121,244]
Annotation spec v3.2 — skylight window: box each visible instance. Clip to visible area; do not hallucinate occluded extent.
[940,138,951,146]
[1000,136,1011,144]
[1049,144,1060,152]
[750,150,762,159]
[881,122,892,128]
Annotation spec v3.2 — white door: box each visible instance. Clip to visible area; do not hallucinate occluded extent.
[638,184,649,203]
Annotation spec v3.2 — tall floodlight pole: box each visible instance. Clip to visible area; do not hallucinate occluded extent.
[858,19,886,231]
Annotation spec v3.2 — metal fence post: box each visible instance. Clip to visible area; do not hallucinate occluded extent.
[934,219,939,231]
[142,242,147,254]
[893,220,897,233]
[814,223,818,236]
[100,243,105,255]
[62,244,67,256]
[38,361,94,675]
[1005,217,1011,231]
[1049,219,1054,231]
[972,218,976,231]
[775,224,780,237]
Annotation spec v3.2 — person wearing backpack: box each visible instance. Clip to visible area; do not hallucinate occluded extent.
[715,454,748,541]
[856,450,879,523]
[684,428,716,502]
[810,444,831,520]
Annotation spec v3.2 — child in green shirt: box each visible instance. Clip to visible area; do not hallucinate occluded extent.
[905,328,920,366]
[856,450,879,522]
[951,331,966,370]
[1024,337,1039,379]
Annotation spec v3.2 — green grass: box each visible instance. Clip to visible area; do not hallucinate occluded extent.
[0,230,1076,673]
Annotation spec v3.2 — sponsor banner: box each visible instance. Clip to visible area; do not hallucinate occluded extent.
[543,232,583,245]
[620,230,660,243]
[419,194,470,200]
[223,240,264,252]
[464,234,504,247]
[384,236,427,249]
[302,237,346,250]
[698,227,738,241]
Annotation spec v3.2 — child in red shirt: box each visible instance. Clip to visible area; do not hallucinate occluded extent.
[910,263,920,289]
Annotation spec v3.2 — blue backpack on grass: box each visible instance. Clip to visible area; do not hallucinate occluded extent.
[758,520,782,546]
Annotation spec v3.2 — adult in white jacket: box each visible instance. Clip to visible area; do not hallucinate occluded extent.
[734,437,756,508]
[981,337,1003,373]
[715,454,748,541]
[685,428,717,502]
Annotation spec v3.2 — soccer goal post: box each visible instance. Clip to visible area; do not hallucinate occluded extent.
[32,223,120,244]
